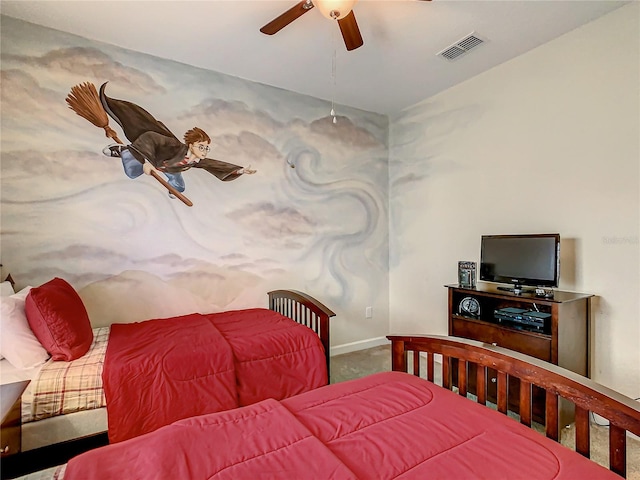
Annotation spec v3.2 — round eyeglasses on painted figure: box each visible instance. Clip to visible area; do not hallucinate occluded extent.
[66,81,256,207]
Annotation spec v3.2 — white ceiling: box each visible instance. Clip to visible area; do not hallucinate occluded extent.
[0,0,629,115]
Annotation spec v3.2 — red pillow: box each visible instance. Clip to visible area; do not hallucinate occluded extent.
[25,277,93,361]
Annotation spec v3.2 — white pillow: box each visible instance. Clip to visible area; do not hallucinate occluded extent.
[0,281,15,296]
[0,281,16,359]
[0,286,50,369]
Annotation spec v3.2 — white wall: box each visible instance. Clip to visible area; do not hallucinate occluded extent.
[0,16,390,354]
[389,4,639,397]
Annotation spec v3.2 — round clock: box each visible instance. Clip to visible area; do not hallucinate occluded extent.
[459,297,481,317]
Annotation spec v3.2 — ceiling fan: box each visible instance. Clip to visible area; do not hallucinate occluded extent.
[261,0,364,51]
[261,0,432,52]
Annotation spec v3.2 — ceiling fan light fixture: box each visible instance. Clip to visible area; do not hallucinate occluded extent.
[314,0,358,20]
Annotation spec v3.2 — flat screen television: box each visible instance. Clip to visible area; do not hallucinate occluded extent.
[480,234,560,293]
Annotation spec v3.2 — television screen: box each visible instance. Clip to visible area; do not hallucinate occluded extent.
[480,234,560,290]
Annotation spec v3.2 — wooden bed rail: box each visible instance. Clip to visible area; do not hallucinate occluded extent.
[388,334,640,478]
[268,290,335,379]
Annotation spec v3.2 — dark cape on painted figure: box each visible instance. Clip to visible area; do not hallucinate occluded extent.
[99,83,243,181]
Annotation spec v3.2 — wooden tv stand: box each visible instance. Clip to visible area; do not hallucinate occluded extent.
[446,283,593,424]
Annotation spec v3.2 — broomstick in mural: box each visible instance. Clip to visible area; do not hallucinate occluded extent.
[65,82,256,207]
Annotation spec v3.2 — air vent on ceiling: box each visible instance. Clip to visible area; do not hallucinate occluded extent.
[437,33,485,61]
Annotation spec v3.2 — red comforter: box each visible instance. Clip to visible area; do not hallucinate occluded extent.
[68,371,618,479]
[103,308,327,443]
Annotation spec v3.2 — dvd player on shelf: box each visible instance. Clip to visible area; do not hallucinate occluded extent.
[494,307,551,329]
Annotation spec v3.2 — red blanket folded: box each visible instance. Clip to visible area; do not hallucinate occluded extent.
[208,308,328,405]
[103,314,237,443]
[103,309,328,443]
[66,399,355,480]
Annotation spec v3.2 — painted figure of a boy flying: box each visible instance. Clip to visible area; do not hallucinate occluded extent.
[98,82,255,197]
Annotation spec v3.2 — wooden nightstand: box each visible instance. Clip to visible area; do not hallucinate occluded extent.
[1,380,30,457]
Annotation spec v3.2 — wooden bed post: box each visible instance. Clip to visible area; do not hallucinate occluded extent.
[391,338,407,372]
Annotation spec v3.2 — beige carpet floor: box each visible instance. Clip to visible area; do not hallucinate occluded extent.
[331,344,639,480]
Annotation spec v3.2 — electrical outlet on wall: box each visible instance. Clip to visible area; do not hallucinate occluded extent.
[365,306,373,319]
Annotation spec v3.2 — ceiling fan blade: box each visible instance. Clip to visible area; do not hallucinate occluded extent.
[337,11,363,51]
[260,1,314,35]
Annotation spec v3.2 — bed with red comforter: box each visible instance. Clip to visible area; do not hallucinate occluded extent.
[17,288,333,448]
[52,336,640,479]
[61,371,623,479]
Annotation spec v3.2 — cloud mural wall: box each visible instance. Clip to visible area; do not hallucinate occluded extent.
[0,16,390,348]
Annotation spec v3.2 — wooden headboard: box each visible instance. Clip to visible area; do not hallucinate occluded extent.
[268,289,335,379]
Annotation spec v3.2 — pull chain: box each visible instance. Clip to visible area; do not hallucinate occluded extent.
[331,25,337,124]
